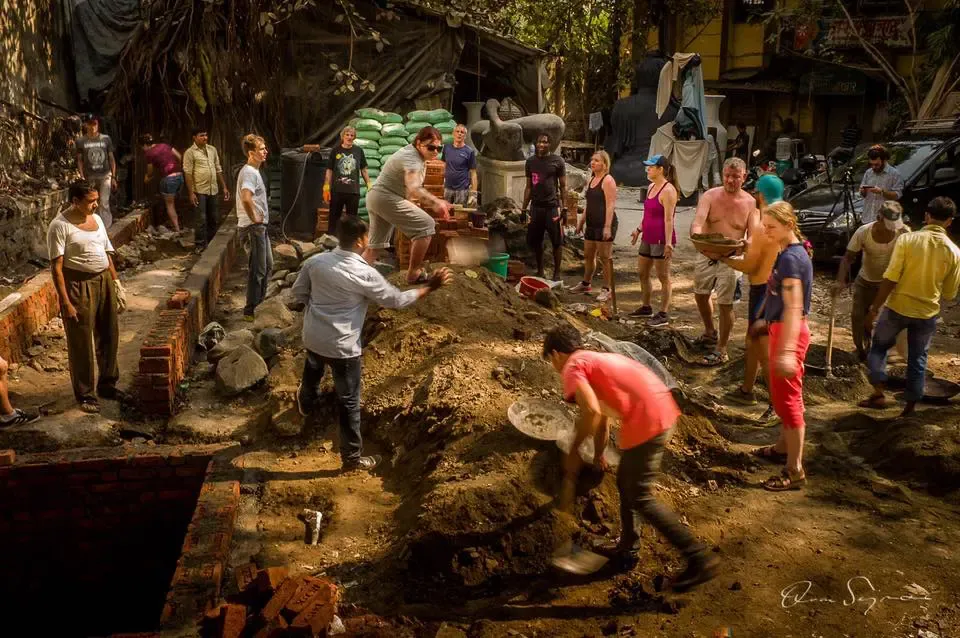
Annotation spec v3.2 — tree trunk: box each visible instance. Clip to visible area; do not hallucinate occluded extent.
[609,0,627,104]
[631,0,652,84]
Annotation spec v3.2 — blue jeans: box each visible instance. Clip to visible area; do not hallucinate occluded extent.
[242,224,273,315]
[300,351,363,463]
[867,308,937,403]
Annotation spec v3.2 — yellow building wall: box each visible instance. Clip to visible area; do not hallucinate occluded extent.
[681,18,723,81]
[730,24,766,70]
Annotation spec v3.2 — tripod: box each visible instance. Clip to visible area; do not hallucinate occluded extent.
[826,166,858,237]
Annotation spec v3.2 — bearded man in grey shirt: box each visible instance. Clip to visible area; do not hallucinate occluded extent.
[292,215,452,472]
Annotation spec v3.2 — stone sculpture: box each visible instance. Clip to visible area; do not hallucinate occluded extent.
[470,99,566,161]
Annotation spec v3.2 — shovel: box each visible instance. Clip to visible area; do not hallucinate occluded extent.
[807,289,837,377]
[605,257,618,316]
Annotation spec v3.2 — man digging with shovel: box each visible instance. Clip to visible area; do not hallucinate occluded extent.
[543,325,718,591]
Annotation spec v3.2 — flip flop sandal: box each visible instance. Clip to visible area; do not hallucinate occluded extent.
[857,396,888,410]
[764,469,806,492]
[693,333,719,347]
[698,351,729,366]
[79,400,100,414]
[751,445,787,462]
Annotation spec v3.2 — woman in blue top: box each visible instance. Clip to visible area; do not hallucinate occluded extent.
[751,201,813,492]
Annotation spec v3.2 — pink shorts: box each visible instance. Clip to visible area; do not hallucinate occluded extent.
[768,320,810,430]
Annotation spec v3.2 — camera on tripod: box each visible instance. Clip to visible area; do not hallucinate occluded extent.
[841,166,854,185]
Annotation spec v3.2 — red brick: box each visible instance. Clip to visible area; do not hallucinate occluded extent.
[0,450,14,466]
[289,581,339,636]
[234,563,259,592]
[174,465,206,478]
[255,567,289,593]
[219,603,247,638]
[284,577,334,615]
[259,576,300,621]
[139,357,172,374]
[140,345,173,357]
[130,454,168,467]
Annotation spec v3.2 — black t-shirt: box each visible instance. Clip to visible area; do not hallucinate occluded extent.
[327,145,368,194]
[525,154,566,207]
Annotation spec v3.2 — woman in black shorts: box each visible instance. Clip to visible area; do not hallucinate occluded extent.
[572,151,618,301]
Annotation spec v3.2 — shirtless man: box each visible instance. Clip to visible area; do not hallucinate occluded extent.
[721,175,783,407]
[689,158,757,365]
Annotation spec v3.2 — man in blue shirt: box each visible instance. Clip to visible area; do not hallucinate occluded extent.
[442,124,478,206]
[292,216,452,471]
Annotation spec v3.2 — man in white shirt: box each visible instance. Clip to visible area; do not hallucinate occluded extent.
[836,201,908,361]
[236,134,272,318]
[859,145,905,224]
[292,215,452,472]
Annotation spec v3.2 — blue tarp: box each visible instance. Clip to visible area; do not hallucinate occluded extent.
[66,0,142,101]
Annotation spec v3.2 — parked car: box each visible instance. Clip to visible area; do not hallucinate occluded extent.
[790,123,960,262]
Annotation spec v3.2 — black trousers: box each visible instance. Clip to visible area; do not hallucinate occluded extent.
[329,192,360,237]
[617,430,701,557]
[300,351,363,462]
[194,193,221,248]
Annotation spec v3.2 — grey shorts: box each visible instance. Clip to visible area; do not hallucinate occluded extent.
[444,188,470,205]
[638,241,667,259]
[366,189,436,249]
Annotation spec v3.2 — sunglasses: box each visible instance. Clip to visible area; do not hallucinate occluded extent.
[424,144,442,152]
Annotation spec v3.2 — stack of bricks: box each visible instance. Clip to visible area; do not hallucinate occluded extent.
[315,205,330,237]
[206,566,340,638]
[507,259,526,283]
[422,159,446,205]
[135,291,192,415]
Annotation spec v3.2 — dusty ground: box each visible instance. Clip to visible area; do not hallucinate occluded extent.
[6,196,960,637]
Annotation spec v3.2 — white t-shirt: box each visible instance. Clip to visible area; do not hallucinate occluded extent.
[47,212,115,273]
[236,164,269,228]
[846,222,906,283]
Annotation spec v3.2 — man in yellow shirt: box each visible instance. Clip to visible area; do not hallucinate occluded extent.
[183,127,230,250]
[861,197,960,416]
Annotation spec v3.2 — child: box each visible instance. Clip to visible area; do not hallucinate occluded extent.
[543,325,718,591]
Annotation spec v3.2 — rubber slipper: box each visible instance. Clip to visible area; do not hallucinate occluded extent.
[79,401,100,414]
[693,333,719,347]
[764,469,806,492]
[698,351,729,366]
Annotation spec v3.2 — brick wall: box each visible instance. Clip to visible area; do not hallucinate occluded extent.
[0,206,152,363]
[0,189,68,270]
[135,216,239,416]
[0,443,237,636]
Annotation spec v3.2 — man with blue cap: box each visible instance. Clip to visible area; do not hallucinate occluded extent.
[719,174,783,408]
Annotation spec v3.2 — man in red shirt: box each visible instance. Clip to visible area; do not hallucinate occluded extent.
[544,325,718,591]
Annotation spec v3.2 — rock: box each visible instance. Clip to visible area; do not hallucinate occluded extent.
[270,269,290,282]
[318,234,339,250]
[730,581,742,591]
[166,404,271,443]
[265,281,281,299]
[269,393,303,437]
[268,353,303,391]
[208,329,255,363]
[273,243,301,270]
[279,287,305,312]
[522,311,541,321]
[435,623,468,638]
[256,328,287,359]
[512,328,529,341]
[27,345,44,357]
[0,413,121,453]
[215,345,269,396]
[291,240,317,255]
[284,272,299,286]
[869,475,913,504]
[373,262,396,277]
[533,288,560,310]
[253,297,295,331]
[303,246,326,261]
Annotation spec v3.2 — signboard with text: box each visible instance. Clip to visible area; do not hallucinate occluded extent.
[817,17,912,49]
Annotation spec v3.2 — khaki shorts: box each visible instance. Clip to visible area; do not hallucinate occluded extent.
[366,189,436,249]
[694,252,740,305]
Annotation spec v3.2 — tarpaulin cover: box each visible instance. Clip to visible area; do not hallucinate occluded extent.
[607,55,677,187]
[291,3,545,147]
[65,0,142,101]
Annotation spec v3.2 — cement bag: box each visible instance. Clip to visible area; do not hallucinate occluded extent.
[355,108,391,123]
[435,120,457,134]
[356,129,381,141]
[353,118,382,132]
[442,134,454,145]
[366,167,380,178]
[380,136,408,148]
[365,157,381,169]
[379,144,406,155]
[405,120,432,134]
[407,110,431,122]
[381,122,406,136]
[424,108,453,124]
[407,132,419,143]
[354,137,380,150]
[382,112,403,124]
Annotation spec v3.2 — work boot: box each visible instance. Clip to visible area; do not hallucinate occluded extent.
[672,551,720,593]
[342,455,382,473]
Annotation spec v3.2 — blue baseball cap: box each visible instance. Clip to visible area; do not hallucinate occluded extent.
[643,154,668,167]
[756,174,784,204]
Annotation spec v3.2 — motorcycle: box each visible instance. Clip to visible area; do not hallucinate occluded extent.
[781,154,818,199]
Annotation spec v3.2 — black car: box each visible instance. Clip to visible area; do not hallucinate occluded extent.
[790,125,960,262]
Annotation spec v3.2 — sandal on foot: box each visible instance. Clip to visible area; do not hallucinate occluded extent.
[693,333,719,347]
[698,351,729,366]
[751,445,787,462]
[725,386,757,406]
[858,395,888,410]
[79,400,100,414]
[764,469,806,492]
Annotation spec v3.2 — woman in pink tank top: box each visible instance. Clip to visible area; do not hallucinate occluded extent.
[140,134,184,232]
[630,154,678,326]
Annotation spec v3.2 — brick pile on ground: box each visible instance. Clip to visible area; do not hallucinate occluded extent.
[206,565,340,637]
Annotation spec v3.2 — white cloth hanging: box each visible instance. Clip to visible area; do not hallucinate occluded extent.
[656,52,700,119]
[650,123,709,197]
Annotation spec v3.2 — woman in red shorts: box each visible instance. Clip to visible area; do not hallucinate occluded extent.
[752,201,813,491]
